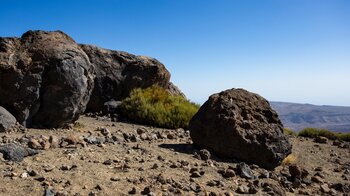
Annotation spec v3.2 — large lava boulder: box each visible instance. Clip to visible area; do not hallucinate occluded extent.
[0,30,94,128]
[189,88,292,169]
[0,106,17,132]
[80,44,184,112]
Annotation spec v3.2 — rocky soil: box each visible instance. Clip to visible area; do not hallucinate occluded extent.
[0,116,349,196]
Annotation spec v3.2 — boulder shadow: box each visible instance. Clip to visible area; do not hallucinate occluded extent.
[158,143,196,155]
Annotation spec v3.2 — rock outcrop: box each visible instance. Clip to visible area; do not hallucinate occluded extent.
[189,88,292,169]
[0,106,17,132]
[0,30,94,128]
[80,44,183,112]
[0,30,184,127]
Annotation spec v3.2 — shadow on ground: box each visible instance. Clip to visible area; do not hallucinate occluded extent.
[158,143,195,155]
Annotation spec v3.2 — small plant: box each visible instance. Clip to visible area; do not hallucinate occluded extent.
[120,85,200,129]
[282,154,297,166]
[298,127,319,138]
[338,133,350,142]
[73,122,85,129]
[318,129,337,140]
[283,128,296,136]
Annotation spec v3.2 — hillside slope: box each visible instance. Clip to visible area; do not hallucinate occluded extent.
[270,102,350,132]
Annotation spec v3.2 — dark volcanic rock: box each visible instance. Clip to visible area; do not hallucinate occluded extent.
[0,30,94,128]
[189,88,292,169]
[80,44,183,112]
[44,187,55,196]
[0,143,39,162]
[0,30,183,127]
[0,106,17,132]
[289,164,309,180]
[237,162,255,179]
[198,149,211,160]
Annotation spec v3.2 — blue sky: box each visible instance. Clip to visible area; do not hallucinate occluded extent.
[1,0,349,106]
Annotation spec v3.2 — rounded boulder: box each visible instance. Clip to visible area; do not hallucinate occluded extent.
[189,88,292,169]
[0,30,94,128]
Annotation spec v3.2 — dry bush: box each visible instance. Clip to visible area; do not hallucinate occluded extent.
[282,154,297,166]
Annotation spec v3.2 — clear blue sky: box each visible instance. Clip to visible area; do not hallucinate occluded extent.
[1,0,349,106]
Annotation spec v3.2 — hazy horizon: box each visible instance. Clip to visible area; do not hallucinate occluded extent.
[1,0,349,106]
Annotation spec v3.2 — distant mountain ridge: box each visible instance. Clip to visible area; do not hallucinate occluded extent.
[270,101,350,132]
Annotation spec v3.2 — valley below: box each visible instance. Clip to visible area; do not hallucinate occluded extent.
[271,102,350,133]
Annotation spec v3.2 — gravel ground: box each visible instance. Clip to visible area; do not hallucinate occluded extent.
[0,115,349,196]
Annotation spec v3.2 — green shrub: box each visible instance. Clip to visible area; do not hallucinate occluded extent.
[318,129,337,140]
[298,127,350,141]
[120,86,200,129]
[338,133,350,142]
[283,128,296,136]
[298,128,320,138]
